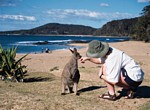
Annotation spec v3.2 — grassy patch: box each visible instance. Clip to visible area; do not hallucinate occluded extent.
[0,71,149,110]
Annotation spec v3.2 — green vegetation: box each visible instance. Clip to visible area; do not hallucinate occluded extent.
[93,18,138,36]
[0,23,96,35]
[0,45,28,82]
[94,5,150,42]
[133,5,150,42]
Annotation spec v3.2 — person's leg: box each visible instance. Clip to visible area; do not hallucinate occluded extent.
[101,65,115,95]
[116,72,130,89]
[116,69,142,89]
[99,65,116,101]
[104,81,116,95]
[117,69,142,99]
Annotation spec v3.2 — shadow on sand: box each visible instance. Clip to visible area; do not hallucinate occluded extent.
[24,77,54,82]
[78,86,106,94]
[136,86,150,98]
[118,86,150,98]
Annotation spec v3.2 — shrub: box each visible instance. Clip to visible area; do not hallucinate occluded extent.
[0,45,28,82]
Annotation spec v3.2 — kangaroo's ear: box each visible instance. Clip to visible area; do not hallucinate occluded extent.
[73,48,77,52]
[69,48,74,53]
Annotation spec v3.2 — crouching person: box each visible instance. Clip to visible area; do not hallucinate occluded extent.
[80,40,144,101]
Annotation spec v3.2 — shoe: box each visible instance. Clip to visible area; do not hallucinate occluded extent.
[125,90,135,99]
[125,88,137,99]
[98,92,116,101]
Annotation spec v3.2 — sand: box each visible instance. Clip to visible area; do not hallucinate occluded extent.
[16,41,150,84]
[17,41,150,80]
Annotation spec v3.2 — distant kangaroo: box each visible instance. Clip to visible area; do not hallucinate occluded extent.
[61,48,81,95]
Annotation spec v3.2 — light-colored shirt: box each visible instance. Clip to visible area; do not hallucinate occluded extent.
[99,47,144,83]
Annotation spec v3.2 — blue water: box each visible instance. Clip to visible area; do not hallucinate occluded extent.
[0,35,129,53]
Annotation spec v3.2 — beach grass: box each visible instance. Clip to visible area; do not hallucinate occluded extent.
[0,71,149,110]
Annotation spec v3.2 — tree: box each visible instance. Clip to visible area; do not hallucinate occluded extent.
[134,5,150,42]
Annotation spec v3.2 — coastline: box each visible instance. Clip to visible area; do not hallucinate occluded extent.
[0,34,130,38]
[1,35,130,54]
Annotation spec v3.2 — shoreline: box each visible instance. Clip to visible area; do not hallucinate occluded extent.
[0,34,130,38]
[1,35,130,54]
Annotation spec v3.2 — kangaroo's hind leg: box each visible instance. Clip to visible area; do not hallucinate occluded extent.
[74,83,79,95]
[61,82,67,95]
[68,85,74,93]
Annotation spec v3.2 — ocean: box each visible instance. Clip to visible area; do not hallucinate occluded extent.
[0,35,129,54]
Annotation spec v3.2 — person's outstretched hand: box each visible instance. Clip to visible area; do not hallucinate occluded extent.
[80,57,89,63]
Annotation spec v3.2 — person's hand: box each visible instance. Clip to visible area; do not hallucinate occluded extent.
[80,57,89,63]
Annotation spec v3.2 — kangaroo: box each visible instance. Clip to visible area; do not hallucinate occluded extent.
[61,48,81,95]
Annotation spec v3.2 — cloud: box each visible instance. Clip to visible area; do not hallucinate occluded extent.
[46,9,137,21]
[100,3,109,7]
[0,15,36,21]
[0,0,13,7]
[0,0,22,7]
[0,3,16,7]
[137,0,150,3]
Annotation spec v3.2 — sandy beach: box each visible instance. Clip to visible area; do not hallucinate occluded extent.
[17,41,150,81]
[0,41,149,110]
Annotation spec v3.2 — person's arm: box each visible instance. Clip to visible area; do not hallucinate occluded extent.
[80,57,101,64]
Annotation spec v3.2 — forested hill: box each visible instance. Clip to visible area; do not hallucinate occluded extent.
[93,18,138,36]
[0,17,147,40]
[0,19,138,36]
[0,23,97,35]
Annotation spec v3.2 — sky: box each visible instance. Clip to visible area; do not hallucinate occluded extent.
[0,0,149,31]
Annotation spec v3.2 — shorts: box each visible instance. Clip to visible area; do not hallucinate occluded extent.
[121,68,142,87]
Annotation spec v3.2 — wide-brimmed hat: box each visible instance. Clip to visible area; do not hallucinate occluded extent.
[86,40,109,58]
